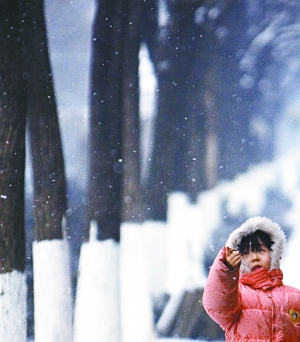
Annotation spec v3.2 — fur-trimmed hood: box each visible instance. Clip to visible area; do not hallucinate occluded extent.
[226,216,286,274]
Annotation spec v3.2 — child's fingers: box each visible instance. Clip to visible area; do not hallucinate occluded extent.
[230,251,241,260]
[228,255,239,264]
[231,253,241,266]
[225,246,241,269]
[225,247,241,268]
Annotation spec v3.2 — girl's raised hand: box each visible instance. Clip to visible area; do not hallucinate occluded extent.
[225,246,241,270]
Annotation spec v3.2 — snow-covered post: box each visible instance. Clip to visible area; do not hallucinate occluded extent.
[165,192,209,294]
[73,220,120,342]
[0,272,26,341]
[33,218,73,342]
[120,223,156,342]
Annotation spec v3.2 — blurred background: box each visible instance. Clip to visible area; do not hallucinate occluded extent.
[22,0,300,340]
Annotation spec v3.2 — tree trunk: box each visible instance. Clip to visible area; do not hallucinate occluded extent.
[23,0,67,241]
[120,3,157,341]
[144,13,176,221]
[21,1,72,341]
[0,1,27,340]
[146,1,208,219]
[86,0,126,242]
[75,1,127,340]
[0,0,26,274]
[122,0,143,222]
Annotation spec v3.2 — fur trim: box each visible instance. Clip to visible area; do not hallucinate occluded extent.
[226,216,286,274]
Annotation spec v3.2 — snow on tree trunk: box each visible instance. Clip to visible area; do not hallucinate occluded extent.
[120,223,156,342]
[33,238,73,342]
[73,221,120,342]
[0,271,26,342]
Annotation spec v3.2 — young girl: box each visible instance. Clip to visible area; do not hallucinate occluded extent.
[202,216,300,341]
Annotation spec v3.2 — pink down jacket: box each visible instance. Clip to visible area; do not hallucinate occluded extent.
[202,248,300,341]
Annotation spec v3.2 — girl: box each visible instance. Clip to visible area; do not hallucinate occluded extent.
[202,216,300,341]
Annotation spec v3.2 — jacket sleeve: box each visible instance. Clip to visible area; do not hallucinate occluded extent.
[202,247,241,330]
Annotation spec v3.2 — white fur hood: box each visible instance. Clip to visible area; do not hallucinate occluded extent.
[226,216,286,273]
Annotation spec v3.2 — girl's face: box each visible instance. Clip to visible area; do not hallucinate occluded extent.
[241,239,271,272]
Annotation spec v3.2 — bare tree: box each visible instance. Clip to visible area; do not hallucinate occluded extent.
[122,0,143,222]
[74,1,152,340]
[145,0,208,220]
[23,0,67,241]
[0,0,26,274]
[86,0,127,242]
[0,0,27,340]
[74,1,127,340]
[21,0,73,340]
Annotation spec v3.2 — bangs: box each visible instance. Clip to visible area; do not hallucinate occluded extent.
[237,230,274,253]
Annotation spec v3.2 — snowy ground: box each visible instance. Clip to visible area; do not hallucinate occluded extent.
[27,338,221,341]
[26,337,208,341]
[28,339,220,341]
[157,340,223,341]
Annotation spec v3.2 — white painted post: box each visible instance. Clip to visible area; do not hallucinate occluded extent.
[0,271,26,342]
[120,223,156,342]
[73,220,121,342]
[33,238,73,342]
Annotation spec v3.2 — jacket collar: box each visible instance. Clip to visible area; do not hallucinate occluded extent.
[240,267,283,290]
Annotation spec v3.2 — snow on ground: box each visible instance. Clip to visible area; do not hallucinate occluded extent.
[28,339,204,342]
[157,340,206,341]
[27,337,214,341]
[157,340,224,341]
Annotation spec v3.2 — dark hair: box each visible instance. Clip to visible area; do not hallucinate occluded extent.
[237,230,274,254]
